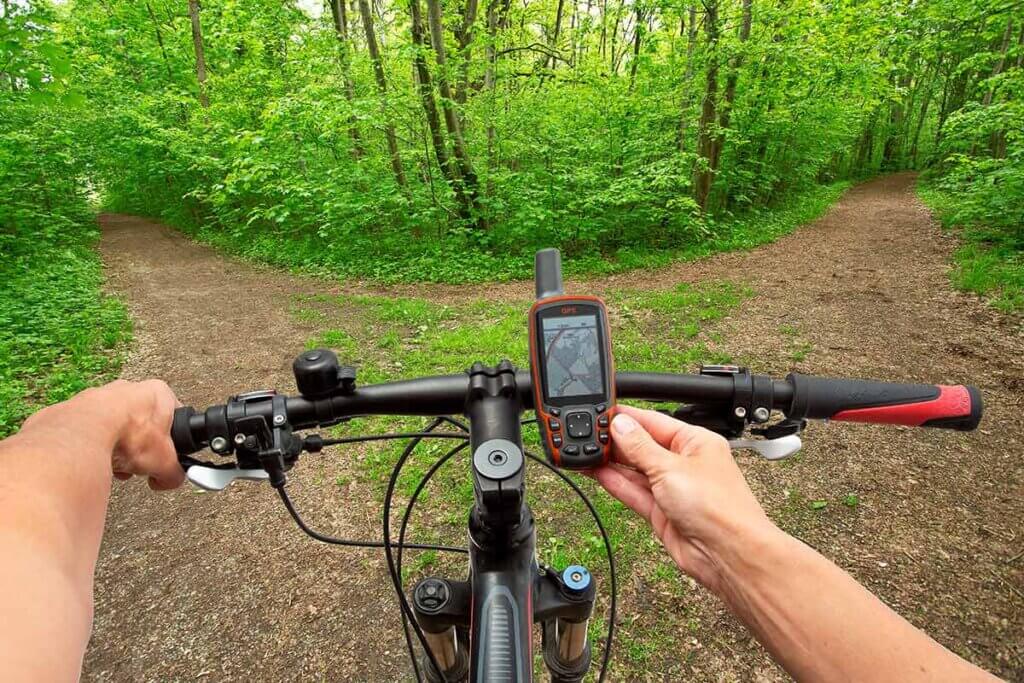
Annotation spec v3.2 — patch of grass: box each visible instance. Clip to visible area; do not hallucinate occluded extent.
[292,279,750,676]
[0,219,131,436]
[176,182,849,285]
[918,180,1023,313]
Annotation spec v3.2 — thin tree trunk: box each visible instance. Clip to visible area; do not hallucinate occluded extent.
[409,0,468,214]
[187,0,209,108]
[988,21,1020,157]
[358,0,407,186]
[145,2,174,80]
[693,1,719,212]
[455,0,479,104]
[609,0,624,74]
[3,0,16,92]
[882,71,912,169]
[547,0,566,69]
[627,4,643,92]
[710,0,751,177]
[425,0,481,215]
[484,0,499,175]
[329,0,364,159]
[677,4,697,151]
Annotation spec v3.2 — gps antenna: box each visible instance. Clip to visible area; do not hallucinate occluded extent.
[535,248,564,300]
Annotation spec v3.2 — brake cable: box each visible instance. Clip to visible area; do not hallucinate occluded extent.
[276,416,616,682]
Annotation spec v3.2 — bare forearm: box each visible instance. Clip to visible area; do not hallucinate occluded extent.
[711,525,998,682]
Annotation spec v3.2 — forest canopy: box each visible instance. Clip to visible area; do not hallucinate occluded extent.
[1,0,1021,284]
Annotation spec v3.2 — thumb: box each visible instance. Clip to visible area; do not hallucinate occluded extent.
[610,413,669,474]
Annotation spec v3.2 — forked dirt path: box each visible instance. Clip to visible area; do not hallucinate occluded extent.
[86,173,1022,681]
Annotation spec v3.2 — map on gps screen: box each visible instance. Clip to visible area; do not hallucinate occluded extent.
[542,314,602,398]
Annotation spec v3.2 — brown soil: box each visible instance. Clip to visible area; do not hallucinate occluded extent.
[85,173,1022,681]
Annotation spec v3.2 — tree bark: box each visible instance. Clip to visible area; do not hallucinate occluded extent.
[693,1,719,212]
[455,0,479,104]
[986,20,1018,157]
[677,4,698,151]
[145,2,174,80]
[357,0,407,186]
[188,0,210,108]
[710,0,751,175]
[547,0,566,70]
[425,0,480,213]
[329,0,364,159]
[627,4,643,92]
[409,0,469,214]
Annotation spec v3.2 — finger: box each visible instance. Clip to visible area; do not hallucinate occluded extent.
[605,462,652,491]
[142,436,188,490]
[617,405,725,456]
[594,466,657,524]
[609,412,671,474]
[615,405,697,450]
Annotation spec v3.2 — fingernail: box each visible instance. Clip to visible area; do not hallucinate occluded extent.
[612,414,637,435]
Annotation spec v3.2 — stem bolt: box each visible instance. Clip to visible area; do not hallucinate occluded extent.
[273,414,285,425]
[753,407,770,422]
[210,436,228,453]
[233,433,246,445]
[734,406,747,419]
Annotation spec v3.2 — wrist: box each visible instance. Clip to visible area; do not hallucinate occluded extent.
[695,513,789,597]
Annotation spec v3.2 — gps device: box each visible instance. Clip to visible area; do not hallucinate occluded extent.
[528,249,615,469]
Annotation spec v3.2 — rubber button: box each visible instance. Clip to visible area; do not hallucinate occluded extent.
[566,412,593,439]
[549,419,561,431]
[562,444,580,457]
[598,431,609,444]
[583,443,600,455]
[595,403,607,413]
[597,414,609,428]
[552,434,563,447]
[549,408,561,417]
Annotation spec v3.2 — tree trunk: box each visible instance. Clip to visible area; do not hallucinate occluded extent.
[677,4,697,151]
[627,4,643,92]
[484,0,499,174]
[710,0,751,176]
[188,0,210,108]
[2,0,11,92]
[693,1,719,212]
[329,0,365,159]
[145,2,174,80]
[409,0,468,214]
[455,0,479,104]
[358,0,407,186]
[425,0,480,214]
[987,21,1020,158]
[881,71,912,169]
[547,0,566,70]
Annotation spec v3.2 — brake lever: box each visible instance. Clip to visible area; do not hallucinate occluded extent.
[187,465,270,491]
[728,434,802,461]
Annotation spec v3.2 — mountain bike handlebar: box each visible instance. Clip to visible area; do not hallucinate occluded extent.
[171,369,982,456]
[167,357,981,683]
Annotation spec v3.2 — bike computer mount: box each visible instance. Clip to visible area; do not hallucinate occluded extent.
[529,249,616,469]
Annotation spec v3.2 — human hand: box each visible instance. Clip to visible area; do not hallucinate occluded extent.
[24,379,186,491]
[104,379,185,490]
[594,405,776,592]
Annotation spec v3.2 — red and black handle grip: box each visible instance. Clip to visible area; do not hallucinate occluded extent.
[786,373,983,431]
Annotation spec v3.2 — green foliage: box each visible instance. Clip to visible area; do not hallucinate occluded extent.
[0,4,130,435]
[43,0,924,284]
[297,280,746,576]
[919,175,1024,313]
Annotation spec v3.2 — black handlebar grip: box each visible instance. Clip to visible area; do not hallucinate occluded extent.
[786,373,982,431]
[171,406,201,456]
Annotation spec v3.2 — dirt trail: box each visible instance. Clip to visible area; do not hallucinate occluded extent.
[86,173,1022,681]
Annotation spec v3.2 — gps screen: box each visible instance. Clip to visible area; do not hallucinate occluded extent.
[541,314,603,399]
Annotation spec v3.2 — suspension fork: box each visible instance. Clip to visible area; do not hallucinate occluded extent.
[410,362,596,682]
